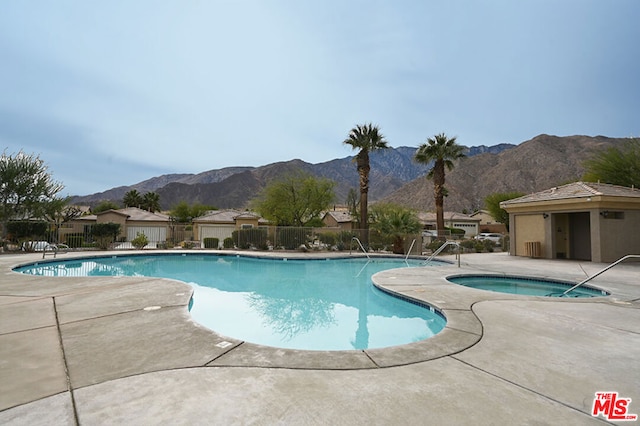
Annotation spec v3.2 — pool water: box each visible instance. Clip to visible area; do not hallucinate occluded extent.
[15,254,446,350]
[447,275,609,297]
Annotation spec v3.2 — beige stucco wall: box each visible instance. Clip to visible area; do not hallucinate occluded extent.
[322,216,353,231]
[504,192,640,262]
[512,214,546,257]
[96,212,128,239]
[471,211,496,225]
[235,217,260,228]
[595,209,640,262]
[323,216,338,227]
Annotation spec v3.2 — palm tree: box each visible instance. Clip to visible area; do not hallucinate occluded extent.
[123,189,143,208]
[343,123,389,246]
[371,204,422,254]
[414,133,466,240]
[141,191,161,213]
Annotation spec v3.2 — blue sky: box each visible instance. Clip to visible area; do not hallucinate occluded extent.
[1,1,639,196]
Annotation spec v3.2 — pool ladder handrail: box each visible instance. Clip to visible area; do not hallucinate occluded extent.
[350,237,371,260]
[404,239,417,262]
[562,254,640,296]
[423,241,461,266]
[42,243,69,259]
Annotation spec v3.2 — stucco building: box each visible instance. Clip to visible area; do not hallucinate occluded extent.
[62,207,171,245]
[193,209,268,248]
[417,212,481,239]
[501,182,640,262]
[321,210,355,231]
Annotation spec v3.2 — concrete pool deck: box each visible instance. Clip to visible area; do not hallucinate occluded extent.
[0,250,638,425]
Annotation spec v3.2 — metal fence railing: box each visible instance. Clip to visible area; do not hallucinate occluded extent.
[5,220,511,255]
[2,222,429,255]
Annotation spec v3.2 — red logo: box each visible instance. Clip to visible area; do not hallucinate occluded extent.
[592,392,638,421]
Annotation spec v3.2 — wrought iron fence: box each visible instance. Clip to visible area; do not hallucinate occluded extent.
[2,222,426,255]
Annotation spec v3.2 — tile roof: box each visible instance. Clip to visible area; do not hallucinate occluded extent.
[193,209,267,223]
[501,182,640,206]
[417,212,480,222]
[113,207,170,221]
[324,211,354,223]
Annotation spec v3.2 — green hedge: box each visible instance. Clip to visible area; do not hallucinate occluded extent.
[91,222,121,250]
[203,237,219,249]
[317,232,337,246]
[6,221,48,241]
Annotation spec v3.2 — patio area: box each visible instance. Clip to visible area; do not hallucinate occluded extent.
[1,250,638,425]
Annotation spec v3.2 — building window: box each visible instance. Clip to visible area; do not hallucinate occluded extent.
[601,211,624,220]
[241,224,254,229]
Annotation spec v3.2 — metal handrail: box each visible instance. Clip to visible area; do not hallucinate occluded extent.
[405,239,417,262]
[423,241,461,266]
[42,243,69,259]
[350,237,370,259]
[562,254,640,295]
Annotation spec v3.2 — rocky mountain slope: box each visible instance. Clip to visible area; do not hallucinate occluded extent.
[71,135,623,212]
[71,144,514,209]
[381,134,623,211]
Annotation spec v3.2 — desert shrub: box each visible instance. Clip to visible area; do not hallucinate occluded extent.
[203,237,219,249]
[427,239,446,252]
[482,239,495,252]
[90,222,121,250]
[369,230,394,252]
[277,227,307,250]
[131,232,149,250]
[460,239,476,251]
[317,232,337,247]
[304,217,325,227]
[446,227,465,237]
[233,228,268,250]
[334,231,358,251]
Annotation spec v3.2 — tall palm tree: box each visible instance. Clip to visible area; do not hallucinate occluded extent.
[141,191,161,213]
[123,189,143,208]
[343,123,389,245]
[414,133,466,240]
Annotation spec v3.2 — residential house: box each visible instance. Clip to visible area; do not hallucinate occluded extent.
[418,212,481,239]
[500,182,640,262]
[322,210,355,231]
[470,210,507,234]
[193,209,268,248]
[61,207,171,246]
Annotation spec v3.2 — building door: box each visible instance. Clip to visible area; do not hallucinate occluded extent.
[569,212,591,260]
[554,213,569,258]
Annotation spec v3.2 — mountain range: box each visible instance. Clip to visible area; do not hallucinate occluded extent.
[71,134,625,212]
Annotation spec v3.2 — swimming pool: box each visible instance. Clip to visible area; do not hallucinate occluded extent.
[447,274,609,297]
[15,254,446,350]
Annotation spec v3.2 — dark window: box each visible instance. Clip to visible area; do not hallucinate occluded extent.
[601,211,624,219]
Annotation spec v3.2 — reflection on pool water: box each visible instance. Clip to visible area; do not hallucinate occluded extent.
[15,254,446,350]
[447,274,609,298]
